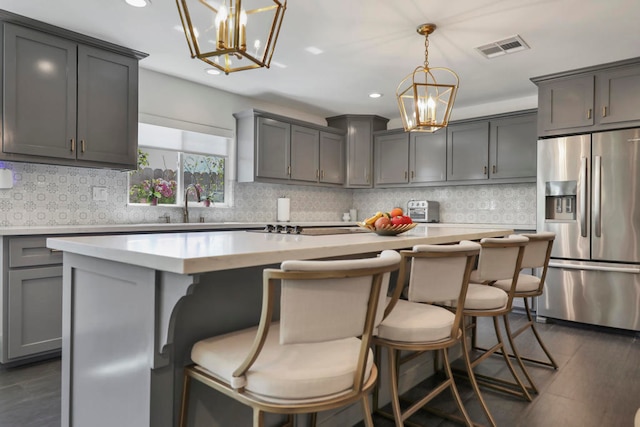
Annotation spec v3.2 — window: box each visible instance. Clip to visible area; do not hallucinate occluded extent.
[128,122,234,207]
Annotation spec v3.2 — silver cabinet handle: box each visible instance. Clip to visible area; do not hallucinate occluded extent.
[483,166,487,175]
[81,139,86,153]
[594,155,602,237]
[602,106,607,117]
[580,157,588,237]
[587,108,592,119]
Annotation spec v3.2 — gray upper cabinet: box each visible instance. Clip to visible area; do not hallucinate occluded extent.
[256,117,290,180]
[447,121,490,181]
[410,132,447,183]
[489,113,537,179]
[374,132,409,186]
[3,24,78,160]
[235,110,345,187]
[319,131,344,185]
[290,125,319,183]
[1,14,145,170]
[532,58,640,136]
[326,115,389,188]
[537,74,594,134]
[597,65,640,125]
[76,45,139,166]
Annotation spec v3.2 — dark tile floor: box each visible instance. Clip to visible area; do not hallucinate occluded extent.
[0,313,638,427]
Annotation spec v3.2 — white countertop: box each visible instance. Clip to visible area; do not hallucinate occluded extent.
[0,221,535,236]
[47,225,513,275]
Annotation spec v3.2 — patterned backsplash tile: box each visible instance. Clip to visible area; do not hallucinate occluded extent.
[0,162,536,227]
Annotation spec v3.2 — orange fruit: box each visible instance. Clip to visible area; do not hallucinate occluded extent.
[389,207,403,217]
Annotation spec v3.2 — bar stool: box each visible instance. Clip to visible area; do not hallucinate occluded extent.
[373,241,481,427]
[178,250,401,427]
[491,232,557,390]
[449,235,530,427]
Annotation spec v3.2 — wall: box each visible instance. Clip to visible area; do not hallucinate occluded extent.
[0,69,536,227]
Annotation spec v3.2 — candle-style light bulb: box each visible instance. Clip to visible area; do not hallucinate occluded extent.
[216,4,228,49]
[427,96,436,123]
[240,9,247,51]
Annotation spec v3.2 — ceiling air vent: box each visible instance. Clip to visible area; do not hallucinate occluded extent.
[476,35,529,59]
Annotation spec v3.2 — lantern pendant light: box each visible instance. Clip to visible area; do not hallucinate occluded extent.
[397,24,459,132]
[176,0,286,75]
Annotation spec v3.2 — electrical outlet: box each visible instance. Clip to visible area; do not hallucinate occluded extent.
[92,186,108,201]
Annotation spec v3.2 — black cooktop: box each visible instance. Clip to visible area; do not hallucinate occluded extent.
[249,225,369,236]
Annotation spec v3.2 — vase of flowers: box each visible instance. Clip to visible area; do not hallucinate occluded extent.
[130,178,177,205]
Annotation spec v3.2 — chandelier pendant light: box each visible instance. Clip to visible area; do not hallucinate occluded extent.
[176,0,287,75]
[397,24,459,132]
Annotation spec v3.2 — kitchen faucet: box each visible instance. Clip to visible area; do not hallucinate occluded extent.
[183,184,201,223]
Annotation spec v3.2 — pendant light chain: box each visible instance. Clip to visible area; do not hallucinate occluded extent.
[424,34,430,69]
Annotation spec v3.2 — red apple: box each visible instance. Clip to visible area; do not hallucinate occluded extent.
[391,216,404,226]
[402,215,413,224]
[374,216,391,229]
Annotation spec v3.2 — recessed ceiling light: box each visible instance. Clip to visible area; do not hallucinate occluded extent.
[205,68,221,75]
[369,93,383,99]
[125,0,150,7]
[305,46,324,55]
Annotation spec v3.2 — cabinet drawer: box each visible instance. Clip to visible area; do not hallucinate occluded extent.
[9,237,63,268]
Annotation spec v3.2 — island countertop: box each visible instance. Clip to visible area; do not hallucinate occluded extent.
[47,225,513,275]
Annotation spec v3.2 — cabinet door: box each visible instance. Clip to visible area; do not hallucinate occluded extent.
[374,133,409,185]
[538,75,594,133]
[8,266,63,359]
[489,113,537,179]
[347,119,373,187]
[256,117,290,179]
[3,23,77,159]
[290,125,319,183]
[77,45,138,167]
[597,66,640,125]
[410,132,446,183]
[319,132,344,185]
[447,122,489,181]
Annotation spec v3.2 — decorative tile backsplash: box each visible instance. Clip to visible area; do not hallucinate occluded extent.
[0,162,536,227]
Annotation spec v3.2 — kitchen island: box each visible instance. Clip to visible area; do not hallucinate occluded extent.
[47,225,512,427]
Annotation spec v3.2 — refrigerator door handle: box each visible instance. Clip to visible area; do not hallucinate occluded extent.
[580,156,588,237]
[594,155,602,237]
[549,262,640,274]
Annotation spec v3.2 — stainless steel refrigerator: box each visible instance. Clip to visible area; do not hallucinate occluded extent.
[536,128,640,331]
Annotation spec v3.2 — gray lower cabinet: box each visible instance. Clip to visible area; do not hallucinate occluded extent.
[236,110,346,186]
[1,236,64,363]
[532,58,640,136]
[1,13,145,170]
[8,266,62,360]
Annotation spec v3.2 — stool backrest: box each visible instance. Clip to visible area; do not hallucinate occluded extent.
[408,241,481,304]
[277,250,401,345]
[475,235,529,282]
[519,232,555,269]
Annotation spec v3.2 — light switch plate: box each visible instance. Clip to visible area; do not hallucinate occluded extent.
[92,186,108,201]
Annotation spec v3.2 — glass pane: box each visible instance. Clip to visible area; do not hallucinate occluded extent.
[129,148,179,204]
[182,153,226,203]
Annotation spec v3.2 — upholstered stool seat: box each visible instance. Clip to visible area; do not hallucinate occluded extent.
[377,298,455,343]
[456,283,508,310]
[191,323,373,401]
[493,273,540,293]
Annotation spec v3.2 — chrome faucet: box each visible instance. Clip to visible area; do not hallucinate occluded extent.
[183,184,201,223]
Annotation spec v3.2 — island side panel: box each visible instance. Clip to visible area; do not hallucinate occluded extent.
[62,253,164,427]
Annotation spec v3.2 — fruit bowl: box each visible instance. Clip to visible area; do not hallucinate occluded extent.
[357,222,417,236]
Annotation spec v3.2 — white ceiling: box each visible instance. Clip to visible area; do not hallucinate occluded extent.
[3,0,640,122]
